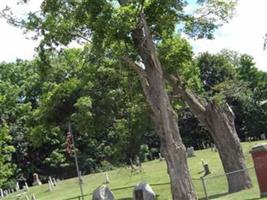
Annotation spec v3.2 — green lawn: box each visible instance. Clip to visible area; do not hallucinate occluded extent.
[4,141,267,200]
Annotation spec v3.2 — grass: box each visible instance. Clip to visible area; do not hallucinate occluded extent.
[3,141,267,200]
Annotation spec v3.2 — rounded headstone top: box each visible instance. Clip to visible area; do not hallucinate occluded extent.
[251,143,267,153]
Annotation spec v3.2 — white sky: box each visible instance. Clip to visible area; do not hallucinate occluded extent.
[0,0,267,72]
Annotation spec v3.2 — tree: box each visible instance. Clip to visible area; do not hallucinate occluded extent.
[15,0,242,198]
[158,42,251,192]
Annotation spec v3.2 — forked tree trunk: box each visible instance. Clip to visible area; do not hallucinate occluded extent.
[170,77,252,193]
[122,13,197,199]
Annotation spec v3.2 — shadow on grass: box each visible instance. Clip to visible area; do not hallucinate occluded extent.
[199,192,228,200]
[111,182,170,192]
[63,194,89,200]
[199,192,261,200]
[117,198,132,200]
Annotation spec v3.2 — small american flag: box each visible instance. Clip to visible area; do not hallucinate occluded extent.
[66,131,74,156]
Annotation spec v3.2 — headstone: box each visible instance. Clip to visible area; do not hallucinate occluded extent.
[201,159,211,176]
[104,172,110,184]
[206,143,210,148]
[133,182,155,200]
[32,173,42,186]
[52,178,57,186]
[11,188,14,193]
[24,182,29,190]
[202,142,206,149]
[260,134,266,140]
[16,182,20,191]
[136,156,143,172]
[48,180,53,192]
[158,153,164,161]
[186,147,195,157]
[210,143,214,151]
[92,185,115,200]
[0,189,3,197]
[49,177,55,188]
[31,194,37,200]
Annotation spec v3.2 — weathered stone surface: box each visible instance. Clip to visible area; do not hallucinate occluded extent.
[92,185,115,200]
[133,182,155,200]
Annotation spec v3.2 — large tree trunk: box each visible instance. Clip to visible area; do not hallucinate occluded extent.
[170,76,252,193]
[203,103,252,192]
[122,14,197,199]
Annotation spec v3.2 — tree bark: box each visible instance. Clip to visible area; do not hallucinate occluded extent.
[169,75,252,193]
[122,13,197,199]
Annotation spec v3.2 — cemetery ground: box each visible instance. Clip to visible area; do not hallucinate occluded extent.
[3,141,267,200]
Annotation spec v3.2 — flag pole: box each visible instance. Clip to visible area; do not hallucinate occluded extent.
[68,122,84,200]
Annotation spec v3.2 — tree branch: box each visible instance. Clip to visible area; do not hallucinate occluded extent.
[120,56,150,95]
[167,74,206,117]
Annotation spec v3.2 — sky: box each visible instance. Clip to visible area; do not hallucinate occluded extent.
[0,0,267,72]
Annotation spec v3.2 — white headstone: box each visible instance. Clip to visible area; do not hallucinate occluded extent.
[158,153,164,161]
[0,189,3,197]
[25,194,30,200]
[49,177,54,188]
[260,134,266,140]
[104,172,110,184]
[186,147,195,157]
[92,185,115,200]
[52,178,57,186]
[16,182,20,191]
[133,182,155,200]
[48,180,53,192]
[25,182,29,190]
[31,194,37,200]
[32,173,42,186]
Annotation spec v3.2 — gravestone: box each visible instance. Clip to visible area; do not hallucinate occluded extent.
[202,142,206,149]
[32,173,42,186]
[201,160,211,176]
[92,185,115,200]
[0,189,3,197]
[52,178,57,186]
[186,147,195,157]
[104,172,110,184]
[49,177,55,188]
[260,134,266,140]
[48,180,53,192]
[31,194,37,200]
[24,182,29,190]
[16,182,20,191]
[133,182,155,200]
[158,153,164,161]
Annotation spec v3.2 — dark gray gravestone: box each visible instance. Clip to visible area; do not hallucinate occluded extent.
[133,182,155,200]
[92,185,115,200]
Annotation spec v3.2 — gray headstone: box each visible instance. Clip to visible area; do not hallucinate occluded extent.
[16,182,20,191]
[260,134,266,140]
[92,185,115,200]
[133,182,155,200]
[186,147,195,157]
[0,189,3,197]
